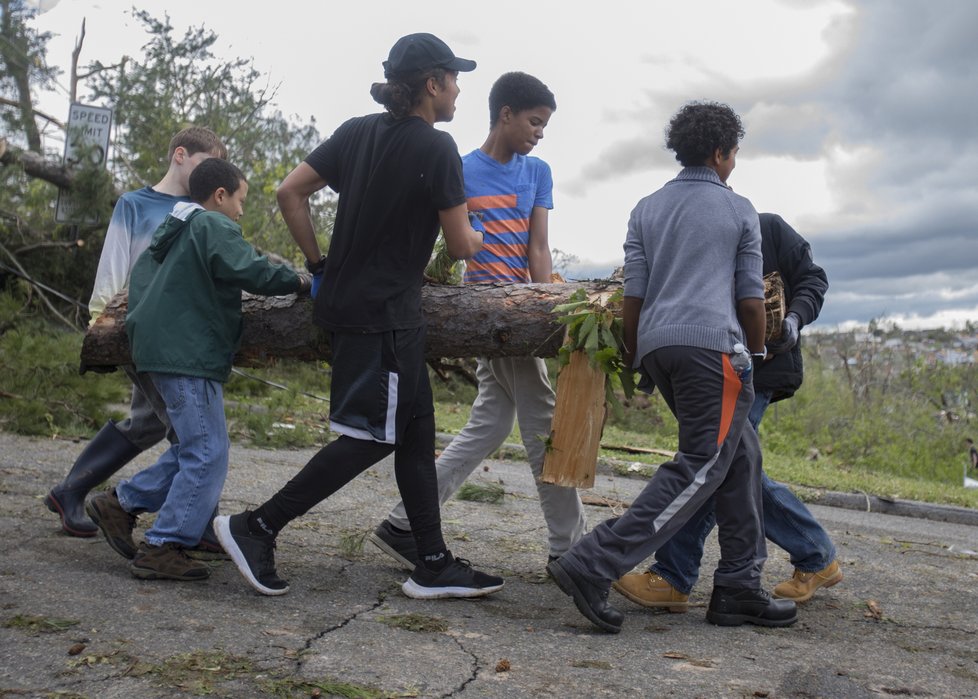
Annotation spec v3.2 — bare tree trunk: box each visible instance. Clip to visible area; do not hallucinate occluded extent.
[80,280,622,370]
[0,0,42,152]
[69,19,86,104]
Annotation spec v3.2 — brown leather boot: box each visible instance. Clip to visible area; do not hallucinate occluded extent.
[612,572,689,613]
[773,560,843,602]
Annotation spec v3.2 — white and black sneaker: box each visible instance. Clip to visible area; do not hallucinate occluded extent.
[214,512,289,596]
[402,552,504,599]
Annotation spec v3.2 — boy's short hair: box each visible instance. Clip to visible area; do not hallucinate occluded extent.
[167,126,228,161]
[665,101,745,167]
[488,72,556,127]
[188,158,246,204]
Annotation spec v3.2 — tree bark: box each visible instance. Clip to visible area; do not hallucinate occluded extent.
[0,140,74,188]
[80,280,622,369]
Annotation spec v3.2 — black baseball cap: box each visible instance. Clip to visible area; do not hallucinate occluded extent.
[383,33,476,78]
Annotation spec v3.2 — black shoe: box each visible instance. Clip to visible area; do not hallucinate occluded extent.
[402,552,504,599]
[546,558,624,634]
[46,420,141,537]
[369,520,419,571]
[214,513,289,596]
[706,586,798,627]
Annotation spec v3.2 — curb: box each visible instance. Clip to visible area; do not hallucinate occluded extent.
[435,433,978,529]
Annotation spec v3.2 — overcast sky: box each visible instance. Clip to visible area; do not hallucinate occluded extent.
[27,0,978,330]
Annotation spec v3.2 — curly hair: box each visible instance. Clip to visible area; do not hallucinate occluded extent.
[665,101,745,167]
[189,158,246,203]
[488,72,556,128]
[369,68,449,119]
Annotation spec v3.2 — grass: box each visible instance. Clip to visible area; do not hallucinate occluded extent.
[377,613,449,633]
[260,678,388,699]
[128,649,256,695]
[121,648,392,698]
[338,529,368,559]
[455,482,505,503]
[765,453,978,509]
[1,313,975,510]
[2,614,80,633]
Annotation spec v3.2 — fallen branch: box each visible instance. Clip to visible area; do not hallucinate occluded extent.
[600,443,675,458]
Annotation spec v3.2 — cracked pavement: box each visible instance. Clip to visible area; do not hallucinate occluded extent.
[1,430,977,698]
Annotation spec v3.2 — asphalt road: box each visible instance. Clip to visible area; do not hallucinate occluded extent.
[2,431,977,698]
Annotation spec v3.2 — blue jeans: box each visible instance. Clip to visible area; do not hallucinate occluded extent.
[650,389,836,594]
[116,374,229,547]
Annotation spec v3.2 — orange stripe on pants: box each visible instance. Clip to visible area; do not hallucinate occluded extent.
[717,355,742,446]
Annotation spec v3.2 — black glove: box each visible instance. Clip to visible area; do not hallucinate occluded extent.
[768,312,800,354]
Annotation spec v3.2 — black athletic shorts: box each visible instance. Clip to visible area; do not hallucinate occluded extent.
[327,326,432,445]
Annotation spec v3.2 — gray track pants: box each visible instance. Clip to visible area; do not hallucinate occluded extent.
[116,365,174,448]
[561,345,766,590]
[388,356,587,556]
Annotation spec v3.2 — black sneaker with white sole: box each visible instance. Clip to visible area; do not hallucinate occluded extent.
[369,520,419,571]
[401,552,504,599]
[213,512,289,596]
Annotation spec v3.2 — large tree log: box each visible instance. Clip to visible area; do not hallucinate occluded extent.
[80,280,622,369]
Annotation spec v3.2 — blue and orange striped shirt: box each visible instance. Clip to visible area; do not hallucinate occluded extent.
[462,149,553,283]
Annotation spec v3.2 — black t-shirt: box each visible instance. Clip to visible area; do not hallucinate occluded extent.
[306,113,466,332]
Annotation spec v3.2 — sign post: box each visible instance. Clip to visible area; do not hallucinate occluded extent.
[55,103,113,224]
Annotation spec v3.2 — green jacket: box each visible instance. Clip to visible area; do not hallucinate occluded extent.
[126,203,301,382]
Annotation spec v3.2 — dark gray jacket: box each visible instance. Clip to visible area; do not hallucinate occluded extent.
[754,213,828,402]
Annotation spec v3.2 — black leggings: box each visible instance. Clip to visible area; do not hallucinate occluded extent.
[254,412,446,556]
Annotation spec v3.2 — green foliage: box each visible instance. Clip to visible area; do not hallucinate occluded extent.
[2,614,80,633]
[424,235,463,285]
[338,529,368,559]
[377,613,449,633]
[0,295,128,436]
[223,362,330,449]
[553,287,637,414]
[2,8,336,332]
[456,481,505,503]
[0,0,61,149]
[129,649,258,696]
[758,350,974,484]
[84,10,334,266]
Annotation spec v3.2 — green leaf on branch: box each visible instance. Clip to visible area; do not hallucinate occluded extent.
[551,287,639,401]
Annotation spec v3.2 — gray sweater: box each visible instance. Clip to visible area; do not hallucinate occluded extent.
[623,166,763,364]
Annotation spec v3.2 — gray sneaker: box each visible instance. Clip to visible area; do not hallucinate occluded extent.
[85,490,137,560]
[368,520,419,571]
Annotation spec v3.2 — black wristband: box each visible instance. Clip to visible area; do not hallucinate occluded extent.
[305,255,326,275]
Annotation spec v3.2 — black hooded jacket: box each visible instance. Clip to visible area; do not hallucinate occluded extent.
[754,213,829,402]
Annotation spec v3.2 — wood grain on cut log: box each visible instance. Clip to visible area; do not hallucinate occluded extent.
[80,280,622,369]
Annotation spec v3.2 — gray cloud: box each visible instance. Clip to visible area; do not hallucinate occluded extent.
[570,0,978,327]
